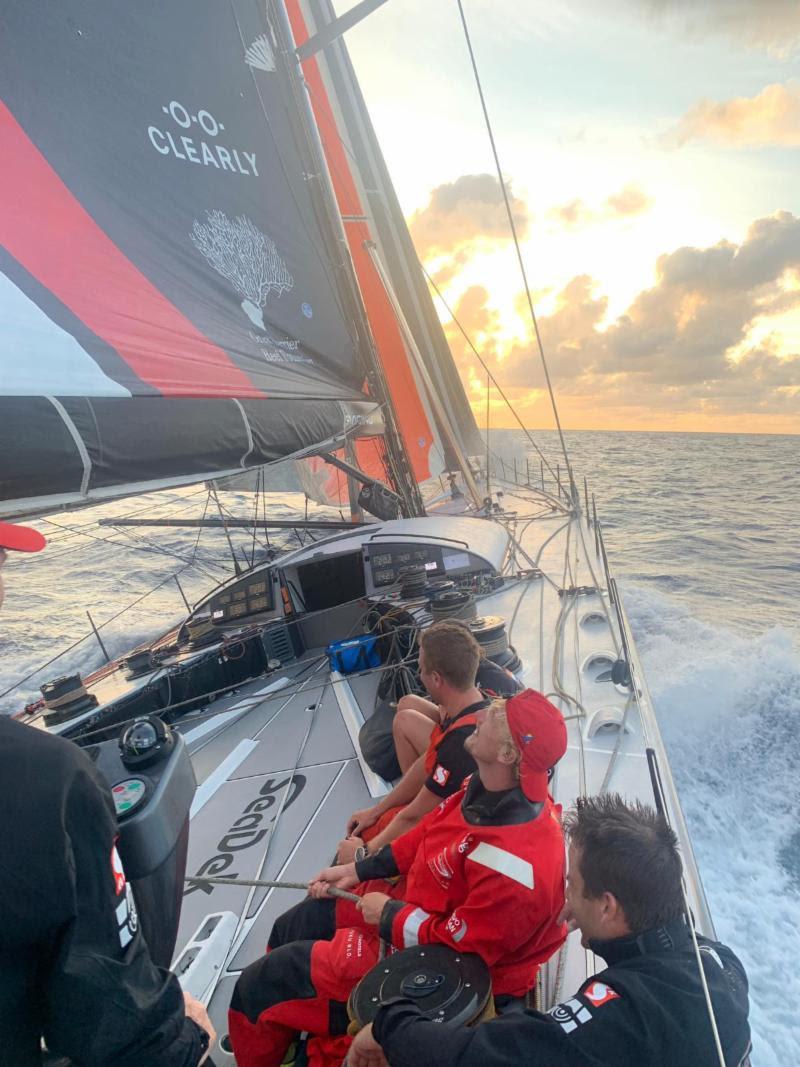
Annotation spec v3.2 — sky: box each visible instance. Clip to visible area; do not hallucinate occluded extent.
[340,0,800,433]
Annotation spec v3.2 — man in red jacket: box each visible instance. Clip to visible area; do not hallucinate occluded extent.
[228,690,569,1067]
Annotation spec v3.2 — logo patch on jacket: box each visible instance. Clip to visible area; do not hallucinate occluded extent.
[430,845,456,886]
[549,997,592,1033]
[432,764,450,787]
[116,883,139,949]
[111,845,126,896]
[445,912,468,942]
[583,981,620,1007]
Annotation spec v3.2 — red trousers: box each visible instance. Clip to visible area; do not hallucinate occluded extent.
[228,925,381,1067]
[361,804,403,843]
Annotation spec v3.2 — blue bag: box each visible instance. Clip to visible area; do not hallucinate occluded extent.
[326,634,381,675]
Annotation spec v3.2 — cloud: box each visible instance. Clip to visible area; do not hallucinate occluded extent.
[409,174,529,257]
[604,185,653,217]
[452,211,800,422]
[547,198,592,229]
[665,80,800,148]
[635,0,800,57]
[548,185,653,228]
[442,285,504,381]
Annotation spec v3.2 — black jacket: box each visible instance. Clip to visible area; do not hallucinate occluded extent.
[0,717,204,1067]
[373,917,751,1066]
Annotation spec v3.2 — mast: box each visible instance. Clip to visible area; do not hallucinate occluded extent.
[306,0,484,464]
[269,0,425,518]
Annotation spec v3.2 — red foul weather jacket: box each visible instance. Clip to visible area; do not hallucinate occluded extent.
[356,775,568,996]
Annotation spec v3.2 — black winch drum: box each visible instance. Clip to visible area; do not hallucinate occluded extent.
[430,589,477,622]
[348,945,493,1033]
[466,615,522,672]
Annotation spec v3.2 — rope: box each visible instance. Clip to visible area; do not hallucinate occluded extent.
[455,0,576,505]
[423,265,561,489]
[183,875,360,903]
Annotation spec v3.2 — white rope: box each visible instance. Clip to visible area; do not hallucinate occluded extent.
[681,883,728,1067]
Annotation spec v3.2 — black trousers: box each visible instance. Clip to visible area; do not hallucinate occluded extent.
[267,895,337,950]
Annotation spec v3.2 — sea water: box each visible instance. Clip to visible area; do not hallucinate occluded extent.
[1,429,797,1065]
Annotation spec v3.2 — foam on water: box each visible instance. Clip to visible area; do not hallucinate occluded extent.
[625,583,800,1067]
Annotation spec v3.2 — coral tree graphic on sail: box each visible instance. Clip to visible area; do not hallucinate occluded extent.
[0,1,393,516]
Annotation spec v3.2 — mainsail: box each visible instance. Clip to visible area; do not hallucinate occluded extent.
[0,1,393,517]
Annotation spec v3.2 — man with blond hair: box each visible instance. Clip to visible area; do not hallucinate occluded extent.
[340,620,519,864]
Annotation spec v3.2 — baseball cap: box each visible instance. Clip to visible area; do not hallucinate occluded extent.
[0,522,47,553]
[505,689,567,802]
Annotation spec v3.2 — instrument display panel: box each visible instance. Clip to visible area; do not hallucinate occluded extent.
[365,543,445,588]
[208,575,273,624]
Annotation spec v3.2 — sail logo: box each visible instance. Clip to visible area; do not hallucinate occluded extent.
[245,34,276,73]
[191,211,294,337]
[148,100,259,176]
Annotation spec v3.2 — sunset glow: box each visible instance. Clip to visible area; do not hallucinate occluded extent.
[343,0,800,433]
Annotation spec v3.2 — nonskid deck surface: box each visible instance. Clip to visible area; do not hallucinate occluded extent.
[171,502,697,1058]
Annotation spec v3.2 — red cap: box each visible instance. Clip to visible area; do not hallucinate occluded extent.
[505,689,567,802]
[0,522,47,553]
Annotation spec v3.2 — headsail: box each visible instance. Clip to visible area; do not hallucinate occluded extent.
[286,0,484,503]
[0,1,387,517]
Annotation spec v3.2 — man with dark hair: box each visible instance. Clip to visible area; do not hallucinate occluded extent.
[340,621,521,862]
[228,692,569,1067]
[0,522,215,1066]
[349,793,752,1067]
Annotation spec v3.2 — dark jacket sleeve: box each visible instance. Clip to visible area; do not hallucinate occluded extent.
[373,1001,602,1067]
[355,844,400,882]
[42,746,204,1067]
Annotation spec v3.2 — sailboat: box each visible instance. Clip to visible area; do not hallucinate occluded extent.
[0,0,714,1060]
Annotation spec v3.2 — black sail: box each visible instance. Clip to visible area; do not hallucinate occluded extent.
[0,0,382,515]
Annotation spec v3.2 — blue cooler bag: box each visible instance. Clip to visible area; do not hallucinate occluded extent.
[326,634,381,675]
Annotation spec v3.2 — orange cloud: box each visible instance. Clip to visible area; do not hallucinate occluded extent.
[450,212,800,428]
[604,185,652,217]
[547,185,652,228]
[409,174,529,257]
[665,80,800,147]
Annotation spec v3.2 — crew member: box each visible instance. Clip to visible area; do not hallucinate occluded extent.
[340,621,520,862]
[350,794,752,1067]
[0,521,215,1066]
[228,690,569,1067]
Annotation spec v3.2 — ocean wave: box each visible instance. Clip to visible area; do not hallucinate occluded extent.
[624,582,800,1067]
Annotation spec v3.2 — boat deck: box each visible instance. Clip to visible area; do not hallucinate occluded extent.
[170,503,710,1059]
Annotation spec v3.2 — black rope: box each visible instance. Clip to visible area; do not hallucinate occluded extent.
[423,265,561,489]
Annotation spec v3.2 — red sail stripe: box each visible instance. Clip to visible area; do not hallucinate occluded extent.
[0,102,263,398]
[285,2,433,483]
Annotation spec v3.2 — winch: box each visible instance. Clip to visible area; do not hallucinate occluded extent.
[467,615,522,673]
[348,944,493,1032]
